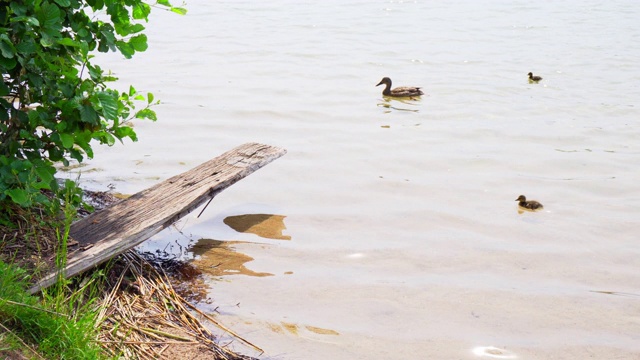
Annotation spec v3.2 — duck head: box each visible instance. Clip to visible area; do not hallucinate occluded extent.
[515,195,527,202]
[376,77,392,87]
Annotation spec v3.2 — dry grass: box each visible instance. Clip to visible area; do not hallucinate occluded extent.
[97,251,261,360]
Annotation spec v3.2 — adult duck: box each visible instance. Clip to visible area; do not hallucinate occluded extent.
[527,72,542,82]
[515,195,543,210]
[376,77,423,97]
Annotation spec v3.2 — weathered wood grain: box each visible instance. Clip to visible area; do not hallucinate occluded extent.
[29,143,286,294]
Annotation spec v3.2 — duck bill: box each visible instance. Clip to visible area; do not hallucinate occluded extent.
[376,81,383,87]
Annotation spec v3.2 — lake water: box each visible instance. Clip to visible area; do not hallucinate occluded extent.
[68,1,640,359]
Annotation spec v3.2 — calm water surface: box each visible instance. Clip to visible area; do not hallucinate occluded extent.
[70,1,640,359]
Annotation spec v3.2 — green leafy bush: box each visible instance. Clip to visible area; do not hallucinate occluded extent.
[0,0,185,212]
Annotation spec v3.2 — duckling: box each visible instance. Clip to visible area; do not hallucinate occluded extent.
[515,195,543,210]
[376,77,424,97]
[527,72,543,82]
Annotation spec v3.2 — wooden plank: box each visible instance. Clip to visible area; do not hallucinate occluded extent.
[29,143,286,294]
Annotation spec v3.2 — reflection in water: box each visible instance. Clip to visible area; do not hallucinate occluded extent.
[168,262,212,304]
[281,322,299,335]
[589,290,640,298]
[190,239,273,277]
[267,322,340,337]
[517,208,537,214]
[377,96,422,113]
[516,207,547,215]
[223,214,291,240]
[305,325,340,336]
[472,346,517,359]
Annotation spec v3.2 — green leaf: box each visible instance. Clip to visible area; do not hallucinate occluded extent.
[158,0,171,6]
[120,23,145,35]
[27,109,41,125]
[130,23,145,33]
[94,131,116,146]
[87,64,103,81]
[129,34,148,52]
[11,159,32,172]
[147,92,154,104]
[10,2,27,16]
[56,120,67,132]
[0,82,9,97]
[0,43,15,58]
[0,35,16,58]
[171,7,188,15]
[39,2,62,30]
[47,146,64,162]
[88,0,105,10]
[75,129,93,146]
[0,56,17,70]
[35,163,55,185]
[79,104,99,124]
[115,40,134,59]
[26,17,40,26]
[32,181,51,190]
[40,35,55,48]
[59,133,74,149]
[96,92,118,120]
[114,126,137,141]
[15,39,37,55]
[98,27,117,52]
[135,108,157,121]
[6,189,30,207]
[69,148,84,162]
[0,111,8,122]
[54,0,71,7]
[57,38,81,47]
[132,3,151,20]
[10,16,40,26]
